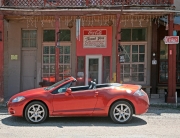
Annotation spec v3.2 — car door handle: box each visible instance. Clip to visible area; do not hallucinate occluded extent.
[94,92,98,97]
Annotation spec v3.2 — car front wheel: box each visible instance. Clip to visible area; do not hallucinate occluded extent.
[24,101,48,123]
[110,101,133,124]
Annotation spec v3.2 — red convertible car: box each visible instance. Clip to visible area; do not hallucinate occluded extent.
[7,76,149,124]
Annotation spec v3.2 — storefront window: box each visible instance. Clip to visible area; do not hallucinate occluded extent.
[120,44,146,83]
[22,30,37,47]
[103,57,110,83]
[159,40,168,83]
[121,28,146,41]
[43,30,71,42]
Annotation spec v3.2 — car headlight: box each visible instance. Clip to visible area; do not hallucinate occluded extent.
[12,96,25,103]
[133,89,145,97]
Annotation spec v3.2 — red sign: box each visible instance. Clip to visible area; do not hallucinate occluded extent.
[163,36,179,44]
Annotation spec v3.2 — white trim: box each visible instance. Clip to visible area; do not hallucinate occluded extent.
[85,55,102,85]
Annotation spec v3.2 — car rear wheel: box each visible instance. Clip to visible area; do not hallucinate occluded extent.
[110,101,133,124]
[24,101,48,123]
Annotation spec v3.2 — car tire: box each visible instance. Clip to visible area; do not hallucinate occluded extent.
[110,101,133,124]
[24,101,48,123]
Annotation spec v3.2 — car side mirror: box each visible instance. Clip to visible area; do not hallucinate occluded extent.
[65,88,72,96]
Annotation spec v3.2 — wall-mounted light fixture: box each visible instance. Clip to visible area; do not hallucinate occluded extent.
[153,52,156,57]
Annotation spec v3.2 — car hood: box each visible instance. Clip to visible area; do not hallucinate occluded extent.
[9,87,47,101]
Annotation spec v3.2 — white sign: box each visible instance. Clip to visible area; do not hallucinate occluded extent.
[83,29,107,48]
[163,36,179,44]
[152,59,157,65]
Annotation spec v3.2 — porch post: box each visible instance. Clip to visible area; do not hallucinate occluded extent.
[0,15,4,103]
[116,14,121,83]
[167,13,176,103]
[55,16,60,82]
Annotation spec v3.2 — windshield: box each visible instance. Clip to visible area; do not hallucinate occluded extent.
[44,78,70,90]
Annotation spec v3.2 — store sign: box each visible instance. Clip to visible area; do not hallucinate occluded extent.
[119,54,125,63]
[83,29,107,48]
[163,36,179,44]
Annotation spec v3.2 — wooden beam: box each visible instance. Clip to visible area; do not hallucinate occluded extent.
[151,22,158,94]
[55,16,60,82]
[116,14,121,83]
[0,15,4,103]
[167,13,176,103]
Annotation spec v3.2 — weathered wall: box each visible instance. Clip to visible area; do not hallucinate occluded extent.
[175,0,180,11]
[3,18,152,100]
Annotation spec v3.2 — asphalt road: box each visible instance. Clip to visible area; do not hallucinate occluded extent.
[0,106,180,138]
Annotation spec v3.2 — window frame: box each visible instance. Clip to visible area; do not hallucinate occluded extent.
[120,42,147,84]
[21,29,37,48]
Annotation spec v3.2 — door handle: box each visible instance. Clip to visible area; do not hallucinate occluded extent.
[94,92,98,97]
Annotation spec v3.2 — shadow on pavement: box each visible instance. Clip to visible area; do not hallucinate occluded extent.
[0,106,147,127]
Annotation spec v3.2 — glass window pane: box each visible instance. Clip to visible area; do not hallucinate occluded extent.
[43,46,49,54]
[59,46,63,54]
[22,30,29,38]
[121,29,131,41]
[59,30,71,41]
[120,65,123,73]
[59,55,63,63]
[132,73,138,81]
[122,45,130,62]
[30,30,37,38]
[50,65,55,73]
[64,55,70,63]
[22,39,29,47]
[139,45,145,53]
[50,46,55,54]
[132,45,138,53]
[138,73,144,81]
[59,65,63,73]
[64,46,70,54]
[160,40,168,59]
[123,74,130,82]
[77,57,85,71]
[132,54,138,62]
[43,55,49,63]
[30,40,36,47]
[132,28,146,41]
[124,64,130,73]
[132,64,137,72]
[64,65,71,74]
[50,55,55,63]
[139,54,144,62]
[138,64,144,72]
[103,57,110,83]
[43,30,55,42]
[43,65,49,73]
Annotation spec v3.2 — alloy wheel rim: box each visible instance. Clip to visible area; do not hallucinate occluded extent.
[113,104,131,122]
[27,104,45,123]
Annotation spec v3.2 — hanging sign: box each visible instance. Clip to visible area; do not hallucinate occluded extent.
[119,54,125,63]
[163,36,179,44]
[83,29,107,48]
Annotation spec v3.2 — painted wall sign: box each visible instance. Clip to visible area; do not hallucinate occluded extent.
[83,29,107,48]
